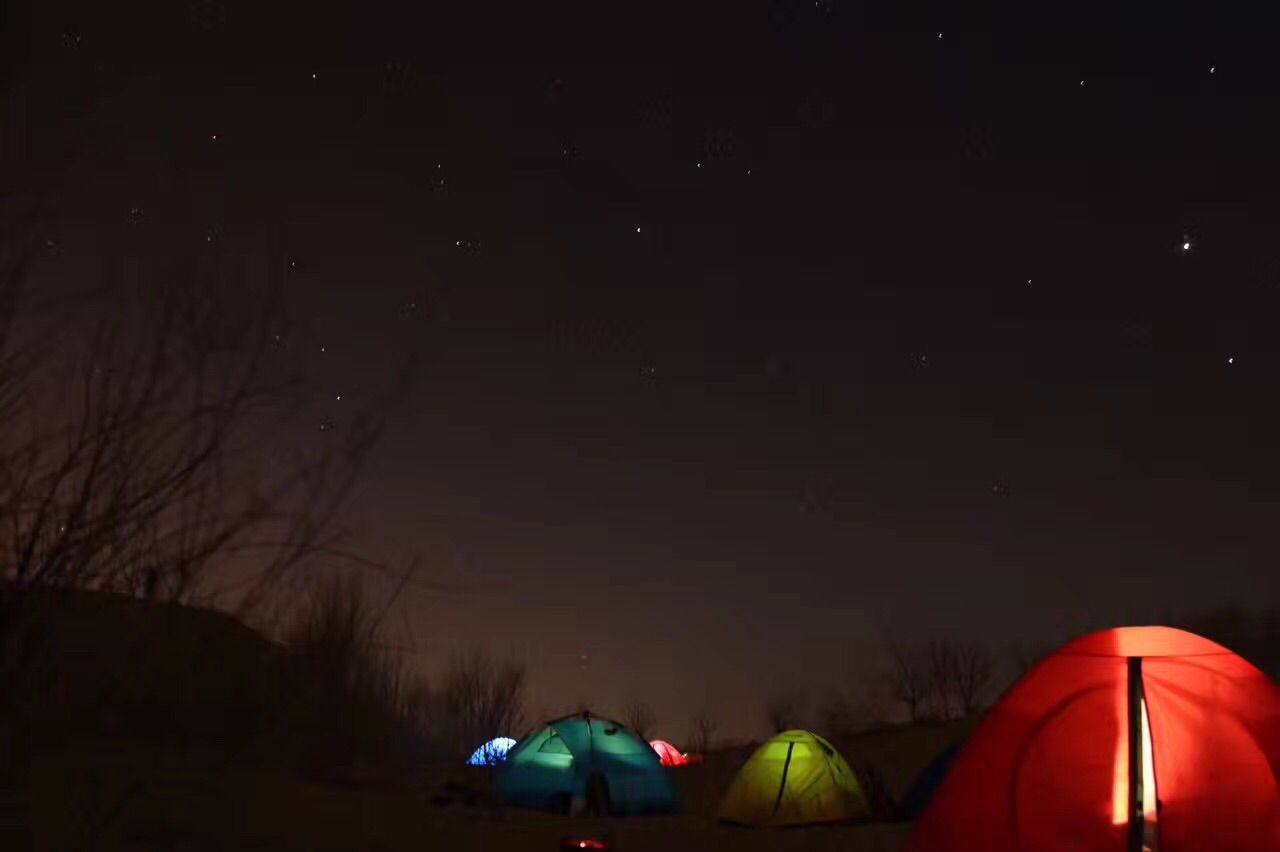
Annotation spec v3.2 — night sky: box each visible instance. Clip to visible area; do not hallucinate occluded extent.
[8,2,1279,737]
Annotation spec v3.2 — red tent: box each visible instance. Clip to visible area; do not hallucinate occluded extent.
[649,739,688,767]
[907,626,1280,852]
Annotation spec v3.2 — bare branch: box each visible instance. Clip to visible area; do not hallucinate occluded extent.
[688,709,717,754]
[951,640,993,716]
[763,691,806,735]
[885,637,931,722]
[433,648,528,759]
[621,699,655,741]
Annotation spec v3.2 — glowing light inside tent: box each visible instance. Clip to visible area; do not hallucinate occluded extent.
[650,739,689,766]
[467,736,517,766]
[1111,696,1157,825]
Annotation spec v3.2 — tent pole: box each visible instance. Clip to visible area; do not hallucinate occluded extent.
[1127,657,1144,852]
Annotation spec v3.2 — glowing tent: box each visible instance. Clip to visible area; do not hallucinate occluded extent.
[649,739,688,767]
[907,626,1280,852]
[718,729,869,827]
[467,736,517,766]
[497,712,679,815]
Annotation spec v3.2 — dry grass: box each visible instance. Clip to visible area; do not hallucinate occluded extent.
[1,591,973,851]
[6,718,970,852]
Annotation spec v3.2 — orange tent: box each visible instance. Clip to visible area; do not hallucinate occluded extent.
[649,739,688,767]
[907,625,1280,852]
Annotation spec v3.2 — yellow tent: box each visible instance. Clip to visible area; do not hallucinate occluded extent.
[718,729,869,827]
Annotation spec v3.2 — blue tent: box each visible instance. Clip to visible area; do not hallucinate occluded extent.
[497,712,679,815]
[467,736,517,766]
[900,743,960,819]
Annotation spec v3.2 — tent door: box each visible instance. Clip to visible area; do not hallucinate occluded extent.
[1128,657,1159,852]
[770,742,796,817]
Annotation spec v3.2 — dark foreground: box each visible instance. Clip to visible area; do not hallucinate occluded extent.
[2,722,972,852]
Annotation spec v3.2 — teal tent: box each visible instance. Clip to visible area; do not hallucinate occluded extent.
[497,712,679,815]
[900,743,959,819]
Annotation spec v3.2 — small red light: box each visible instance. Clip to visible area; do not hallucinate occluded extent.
[560,839,608,851]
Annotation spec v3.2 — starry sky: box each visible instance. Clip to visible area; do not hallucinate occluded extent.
[8,1,1279,738]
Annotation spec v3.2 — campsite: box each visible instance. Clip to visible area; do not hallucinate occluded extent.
[0,590,1275,850]
[4,3,1280,850]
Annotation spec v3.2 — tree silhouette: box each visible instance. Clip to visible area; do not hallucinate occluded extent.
[763,691,806,734]
[887,638,932,722]
[622,699,655,741]
[689,709,717,754]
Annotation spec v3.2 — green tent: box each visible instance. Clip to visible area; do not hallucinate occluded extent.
[496,712,679,815]
[718,729,869,827]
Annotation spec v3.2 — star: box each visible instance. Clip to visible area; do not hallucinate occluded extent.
[1209,66,1216,74]
[1227,357,1234,365]
[1079,79,1085,87]
[937,32,943,39]
[635,226,641,233]
[211,134,218,141]
[311,72,317,80]
[335,394,343,401]
[1181,239,1192,252]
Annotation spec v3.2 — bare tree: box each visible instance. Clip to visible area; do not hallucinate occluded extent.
[951,640,993,716]
[436,648,527,758]
[0,35,415,845]
[688,709,717,755]
[927,640,958,720]
[2,269,404,603]
[763,691,806,734]
[621,699,655,741]
[284,570,413,766]
[1,44,415,622]
[817,690,862,739]
[887,638,932,722]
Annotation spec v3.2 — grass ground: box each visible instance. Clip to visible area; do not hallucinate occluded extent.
[6,719,972,852]
[2,589,976,850]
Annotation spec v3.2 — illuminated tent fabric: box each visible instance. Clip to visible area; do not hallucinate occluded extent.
[496,713,679,815]
[649,739,688,767]
[467,736,517,766]
[717,729,869,827]
[906,626,1280,852]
